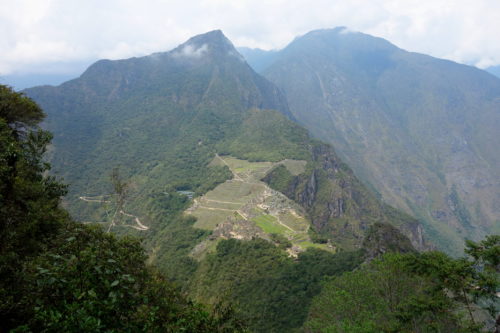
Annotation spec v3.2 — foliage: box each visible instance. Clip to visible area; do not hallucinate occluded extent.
[0,85,69,329]
[270,233,292,249]
[261,28,500,254]
[0,85,45,133]
[263,164,294,193]
[191,238,363,332]
[0,85,247,332]
[10,222,247,332]
[464,235,500,327]
[305,236,500,332]
[217,109,310,162]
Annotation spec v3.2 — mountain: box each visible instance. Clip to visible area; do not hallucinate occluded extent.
[25,30,428,331]
[486,65,500,79]
[1,72,77,90]
[250,27,500,254]
[26,30,291,211]
[25,29,425,248]
[0,60,94,90]
[237,47,279,73]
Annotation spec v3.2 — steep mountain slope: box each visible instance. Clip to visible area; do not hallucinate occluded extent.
[487,65,500,79]
[25,29,425,248]
[24,30,428,330]
[26,30,291,220]
[255,27,500,254]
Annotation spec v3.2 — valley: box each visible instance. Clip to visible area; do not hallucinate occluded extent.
[9,27,497,332]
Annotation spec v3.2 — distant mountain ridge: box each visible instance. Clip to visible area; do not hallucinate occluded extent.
[25,30,426,251]
[21,29,442,331]
[242,27,500,253]
[486,65,500,79]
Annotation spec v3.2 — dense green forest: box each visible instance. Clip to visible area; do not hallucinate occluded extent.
[305,238,500,332]
[4,29,499,332]
[1,83,500,331]
[0,85,246,332]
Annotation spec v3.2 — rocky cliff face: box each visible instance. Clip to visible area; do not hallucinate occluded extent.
[362,222,417,261]
[250,27,500,254]
[264,142,428,251]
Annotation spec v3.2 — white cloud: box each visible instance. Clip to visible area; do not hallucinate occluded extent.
[1,0,499,75]
[172,43,208,59]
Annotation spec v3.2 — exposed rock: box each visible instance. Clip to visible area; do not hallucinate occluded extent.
[264,142,429,251]
[362,223,417,261]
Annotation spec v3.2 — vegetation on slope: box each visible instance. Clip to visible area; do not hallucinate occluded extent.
[305,236,500,332]
[18,30,467,331]
[190,238,364,332]
[263,141,426,250]
[2,84,497,332]
[258,27,500,254]
[0,85,246,332]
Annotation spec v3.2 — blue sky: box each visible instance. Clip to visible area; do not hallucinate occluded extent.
[1,0,499,78]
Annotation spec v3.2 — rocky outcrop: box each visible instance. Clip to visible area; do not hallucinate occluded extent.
[264,142,429,251]
[362,223,417,261]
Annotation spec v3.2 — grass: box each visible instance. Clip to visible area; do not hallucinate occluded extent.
[205,181,265,202]
[197,199,243,210]
[280,159,307,176]
[192,208,234,230]
[190,155,328,255]
[252,214,289,235]
[224,156,273,173]
[278,211,309,232]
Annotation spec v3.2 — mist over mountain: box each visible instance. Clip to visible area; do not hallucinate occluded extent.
[242,27,500,254]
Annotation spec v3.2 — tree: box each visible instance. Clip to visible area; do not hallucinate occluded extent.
[1,85,69,328]
[305,236,500,333]
[305,253,462,333]
[107,167,129,232]
[0,85,248,331]
[0,85,45,135]
[404,236,499,332]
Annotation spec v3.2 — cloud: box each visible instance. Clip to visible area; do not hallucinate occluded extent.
[1,0,500,75]
[172,43,208,59]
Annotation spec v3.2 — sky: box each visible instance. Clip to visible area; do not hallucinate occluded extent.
[1,0,500,82]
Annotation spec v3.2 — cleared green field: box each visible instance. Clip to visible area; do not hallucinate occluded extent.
[192,208,235,230]
[189,155,330,255]
[252,214,289,235]
[278,211,309,232]
[205,181,265,202]
[224,157,273,172]
[280,159,307,176]
[197,199,243,210]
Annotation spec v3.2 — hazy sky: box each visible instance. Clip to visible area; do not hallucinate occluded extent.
[1,0,500,76]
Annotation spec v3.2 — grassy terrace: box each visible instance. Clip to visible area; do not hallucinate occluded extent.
[188,155,333,256]
[252,214,289,234]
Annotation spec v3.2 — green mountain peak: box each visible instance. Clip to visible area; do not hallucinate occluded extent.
[250,28,500,254]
